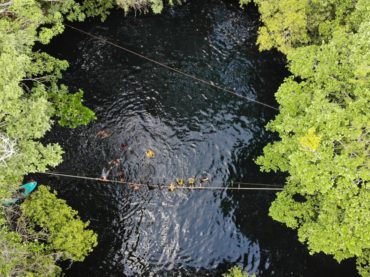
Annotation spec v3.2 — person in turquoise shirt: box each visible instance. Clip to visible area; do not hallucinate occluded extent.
[2,181,38,206]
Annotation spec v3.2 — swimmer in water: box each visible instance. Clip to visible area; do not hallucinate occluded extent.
[147,182,156,190]
[100,167,111,181]
[108,158,121,167]
[118,170,125,182]
[96,129,111,139]
[131,184,140,191]
[200,172,210,183]
[120,143,127,150]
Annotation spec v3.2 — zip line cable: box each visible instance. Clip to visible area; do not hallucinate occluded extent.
[38,172,283,191]
[229,181,282,187]
[65,24,279,111]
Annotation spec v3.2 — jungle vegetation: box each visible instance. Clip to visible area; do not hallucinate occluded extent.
[240,0,369,275]
[0,0,368,276]
[0,1,180,275]
[223,266,255,277]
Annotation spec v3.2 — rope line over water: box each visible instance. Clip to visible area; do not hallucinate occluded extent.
[65,24,279,111]
[44,25,283,192]
[38,172,283,191]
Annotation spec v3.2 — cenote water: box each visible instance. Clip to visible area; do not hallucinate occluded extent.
[41,0,357,276]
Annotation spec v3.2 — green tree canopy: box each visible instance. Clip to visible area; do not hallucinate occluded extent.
[0,0,99,275]
[21,185,98,262]
[244,0,370,275]
[223,266,255,277]
[241,0,369,54]
[1,186,97,276]
[1,0,182,275]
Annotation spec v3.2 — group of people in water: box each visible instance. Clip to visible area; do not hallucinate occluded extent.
[100,143,128,182]
[98,138,209,192]
[167,175,209,191]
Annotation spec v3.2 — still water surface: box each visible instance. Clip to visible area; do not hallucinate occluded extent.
[43,1,357,276]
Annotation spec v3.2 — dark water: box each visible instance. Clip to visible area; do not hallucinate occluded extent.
[42,0,357,276]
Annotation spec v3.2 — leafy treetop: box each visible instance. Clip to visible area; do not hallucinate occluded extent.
[223,266,255,277]
[240,0,368,55]
[243,0,370,275]
[0,186,97,276]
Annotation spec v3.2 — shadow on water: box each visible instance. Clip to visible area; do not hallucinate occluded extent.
[41,0,357,276]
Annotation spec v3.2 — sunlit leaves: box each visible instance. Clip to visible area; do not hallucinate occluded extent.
[116,0,176,14]
[0,0,99,275]
[256,2,370,275]
[241,0,360,55]
[223,266,254,277]
[0,186,97,276]
[21,186,98,262]
[299,128,321,152]
[0,0,185,274]
[49,86,96,128]
[0,226,61,277]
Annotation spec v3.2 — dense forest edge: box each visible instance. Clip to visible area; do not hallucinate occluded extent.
[0,0,368,276]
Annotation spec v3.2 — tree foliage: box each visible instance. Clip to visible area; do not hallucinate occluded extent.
[1,0,183,275]
[116,0,181,14]
[223,266,255,277]
[0,0,97,197]
[81,0,182,20]
[0,0,100,275]
[0,186,97,276]
[240,0,370,275]
[0,0,182,196]
[0,225,61,277]
[2,0,367,275]
[21,185,98,262]
[240,0,368,55]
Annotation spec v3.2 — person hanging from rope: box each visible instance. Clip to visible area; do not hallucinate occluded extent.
[100,167,111,181]
[131,183,140,191]
[109,158,121,167]
[100,139,131,182]
[38,172,284,191]
[187,177,196,186]
[101,155,127,182]
[101,158,120,181]
[96,129,112,139]
[118,170,125,182]
[120,142,128,150]
[199,172,210,187]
